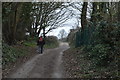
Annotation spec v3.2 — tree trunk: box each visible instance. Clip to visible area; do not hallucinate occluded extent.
[10,3,22,45]
[90,2,97,23]
[81,2,88,30]
[118,2,120,22]
[43,27,46,38]
[36,3,43,37]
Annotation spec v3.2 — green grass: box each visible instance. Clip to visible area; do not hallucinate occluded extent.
[23,41,36,47]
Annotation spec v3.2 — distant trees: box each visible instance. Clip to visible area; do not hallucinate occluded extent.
[58,29,67,39]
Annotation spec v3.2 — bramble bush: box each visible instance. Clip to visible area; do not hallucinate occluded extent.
[85,21,120,67]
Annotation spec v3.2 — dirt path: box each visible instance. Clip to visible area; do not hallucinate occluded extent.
[8,42,69,78]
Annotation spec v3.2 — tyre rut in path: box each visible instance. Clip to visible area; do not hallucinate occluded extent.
[8,42,69,78]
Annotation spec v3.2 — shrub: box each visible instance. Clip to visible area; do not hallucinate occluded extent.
[89,44,112,67]
[44,36,59,48]
[2,43,26,65]
[85,21,120,67]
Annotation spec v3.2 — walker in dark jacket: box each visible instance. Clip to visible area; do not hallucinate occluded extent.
[37,36,45,53]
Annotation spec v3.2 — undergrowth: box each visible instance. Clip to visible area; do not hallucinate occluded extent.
[2,43,27,66]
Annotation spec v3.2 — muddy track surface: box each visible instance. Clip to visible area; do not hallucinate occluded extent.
[8,42,69,78]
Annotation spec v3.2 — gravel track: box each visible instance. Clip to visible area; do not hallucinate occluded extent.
[8,42,69,78]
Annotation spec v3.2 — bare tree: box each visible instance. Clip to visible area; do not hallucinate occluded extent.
[32,2,73,38]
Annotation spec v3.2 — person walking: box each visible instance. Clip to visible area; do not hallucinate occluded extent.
[37,36,45,54]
